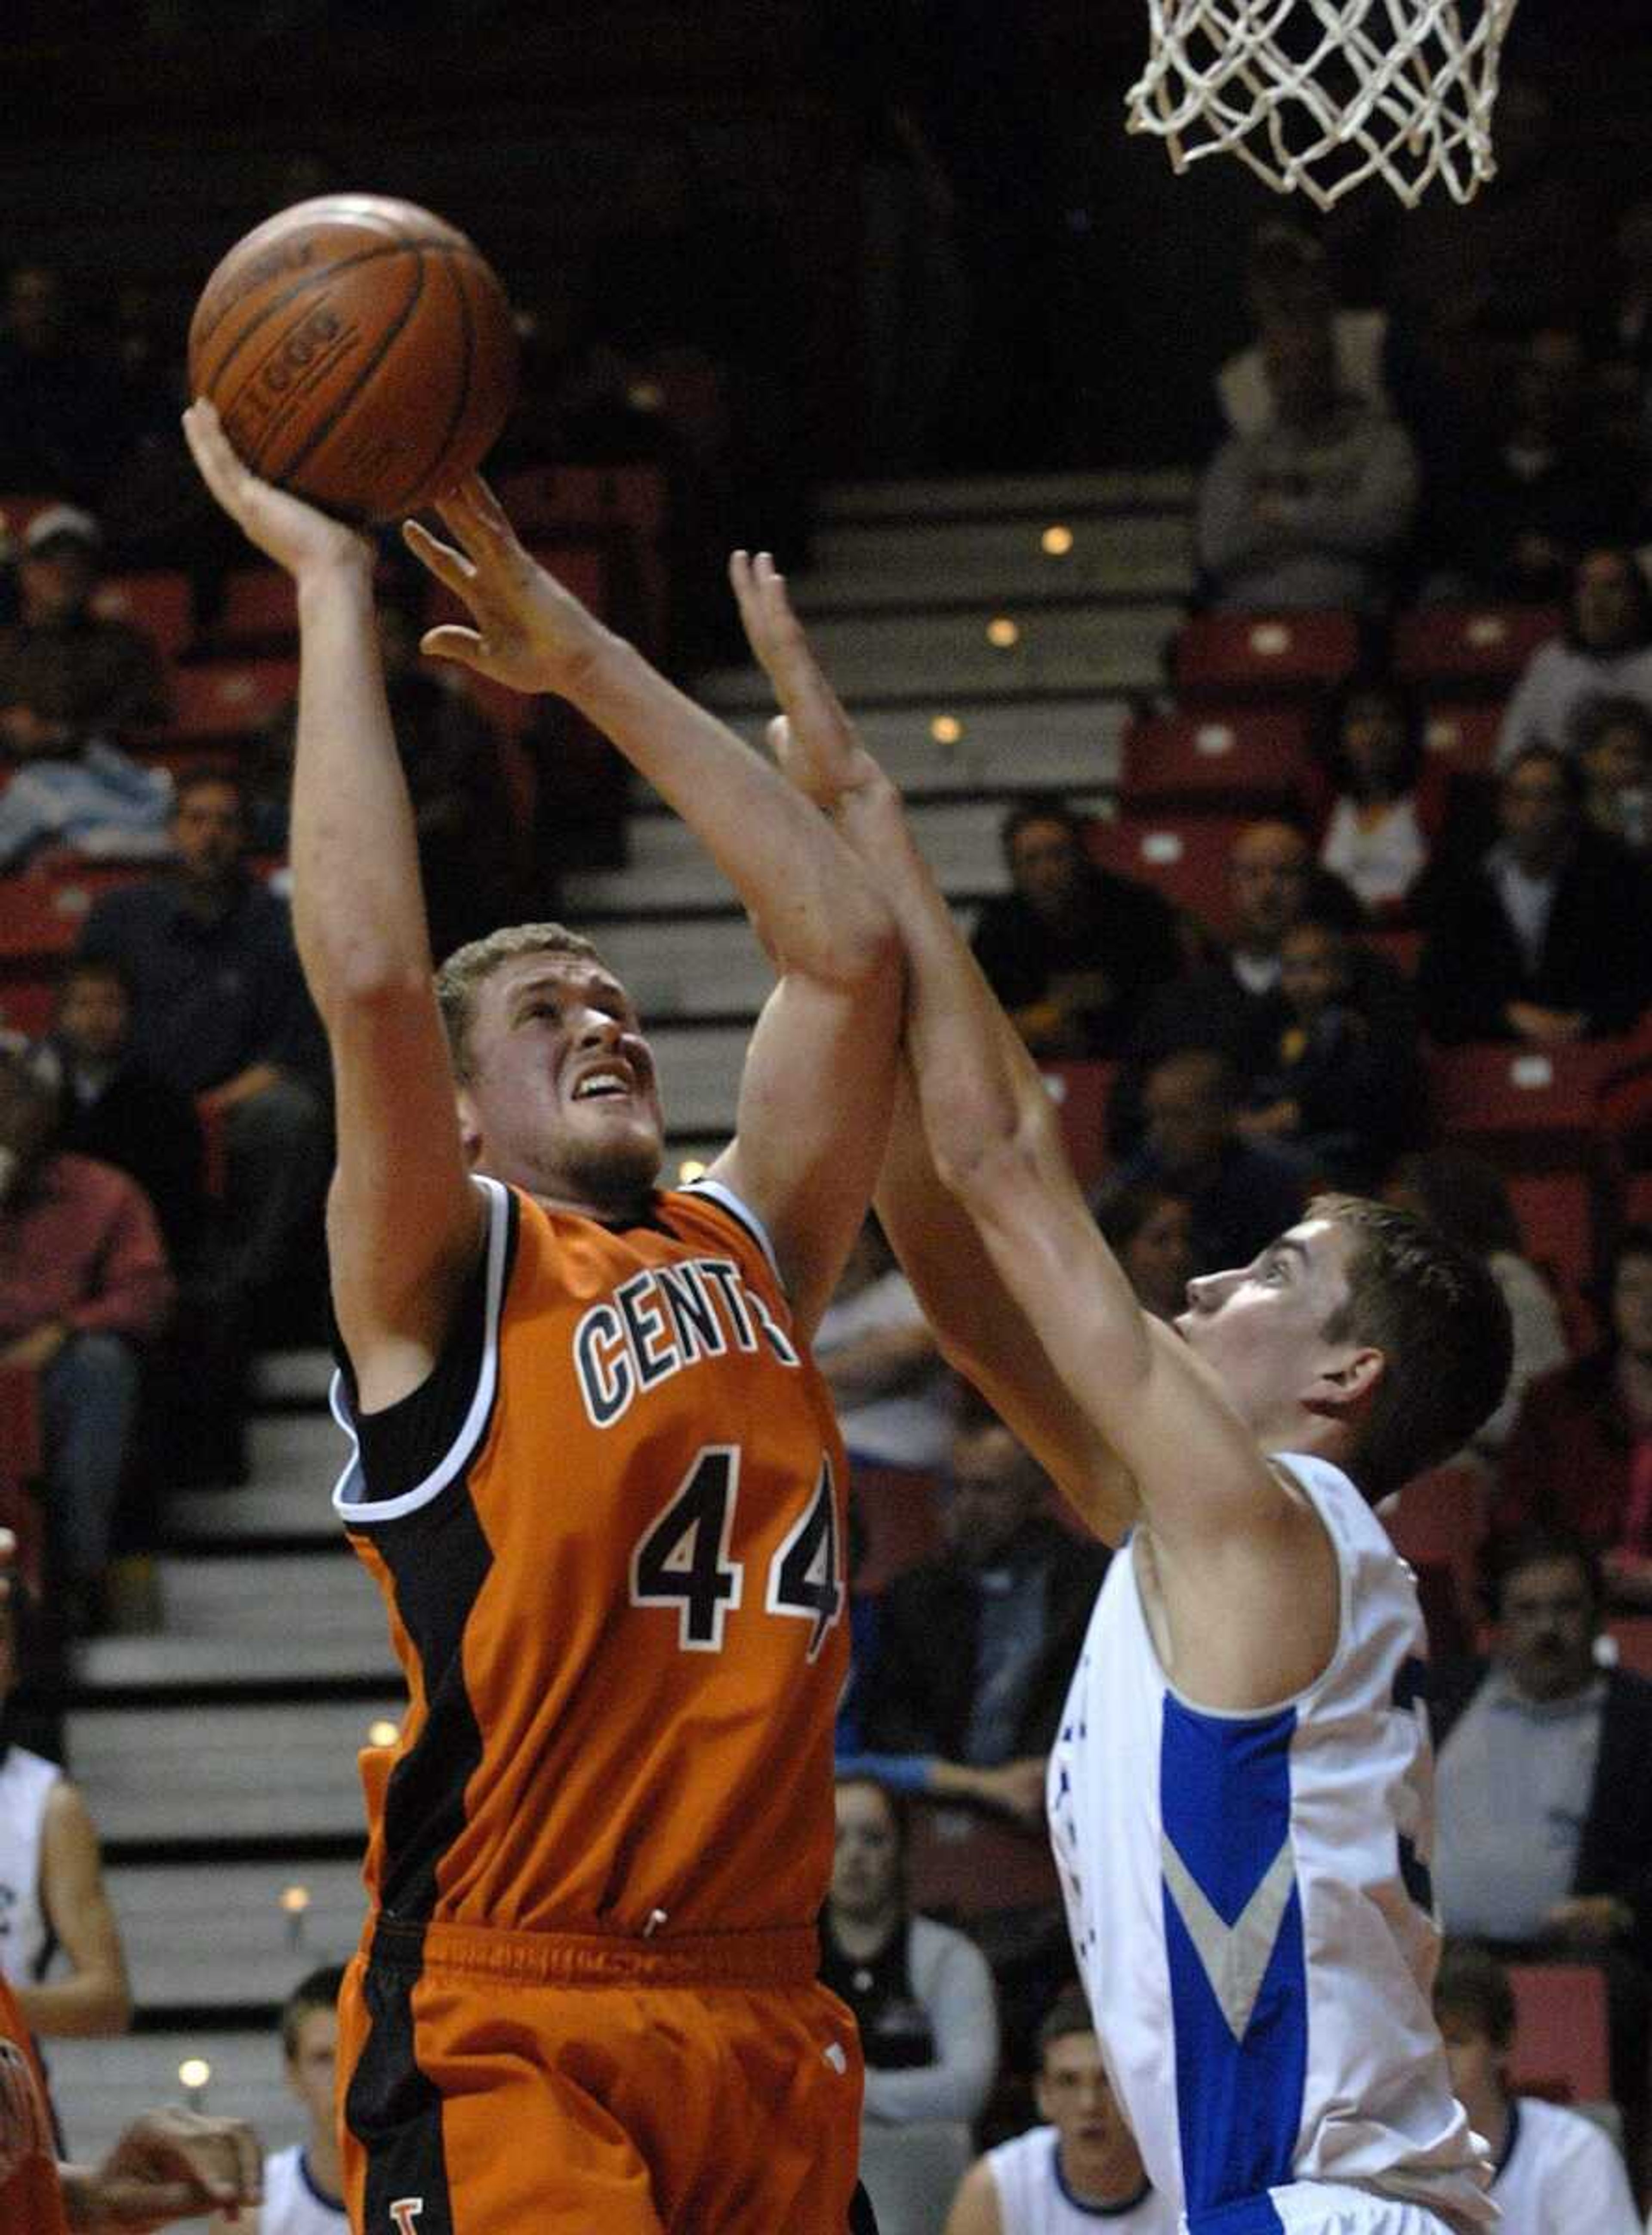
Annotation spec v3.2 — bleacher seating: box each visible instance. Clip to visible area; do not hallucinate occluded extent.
[1119,705,1307,816]
[1086,811,1245,937]
[90,571,194,664]
[167,656,299,743]
[1039,1059,1115,1196]
[1393,604,1561,696]
[1384,1464,1487,1657]
[1169,610,1360,703]
[906,1799,1060,1918]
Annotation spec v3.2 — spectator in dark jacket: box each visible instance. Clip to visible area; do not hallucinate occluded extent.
[857,1417,1109,1770]
[1415,744,1652,1046]
[970,796,1184,1060]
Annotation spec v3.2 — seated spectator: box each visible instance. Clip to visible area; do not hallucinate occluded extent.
[208,1964,346,2235]
[1385,1150,1569,1459]
[78,768,330,1341]
[1109,818,1400,1153]
[1309,676,1442,918]
[0,503,171,750]
[252,593,531,959]
[1238,916,1425,1188]
[0,1049,173,1629]
[31,956,206,1271]
[815,1215,955,1476]
[855,1417,1109,1776]
[1432,1531,1652,2146]
[944,1984,1176,2235]
[1495,1227,1652,1573]
[0,1570,131,2040]
[1427,328,1643,604]
[1214,220,1390,439]
[1195,305,1420,613]
[1113,1049,1310,1273]
[1433,1940,1640,2235]
[1092,1180,1193,1323]
[1414,744,1652,1046]
[820,1777,999,2131]
[969,797,1184,1060]
[1572,695,1652,854]
[1498,549,1652,768]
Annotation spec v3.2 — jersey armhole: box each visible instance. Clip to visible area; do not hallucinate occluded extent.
[330,1176,517,1526]
[680,1177,786,1295]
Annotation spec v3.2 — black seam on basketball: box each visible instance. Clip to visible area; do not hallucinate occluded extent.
[192,234,459,392]
[377,245,476,518]
[275,251,430,502]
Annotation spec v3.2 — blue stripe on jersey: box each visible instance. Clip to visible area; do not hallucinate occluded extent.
[1160,1694,1307,2218]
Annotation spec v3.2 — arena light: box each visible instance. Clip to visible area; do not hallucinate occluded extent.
[930,715,963,746]
[179,2057,211,2109]
[1041,525,1074,557]
[986,617,1020,650]
[678,1158,708,1183]
[368,1719,400,1748]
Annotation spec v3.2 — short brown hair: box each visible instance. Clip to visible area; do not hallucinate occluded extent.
[1036,1984,1097,2064]
[1433,1941,1515,2050]
[280,1963,345,2060]
[434,922,605,1082]
[1314,1193,1512,1499]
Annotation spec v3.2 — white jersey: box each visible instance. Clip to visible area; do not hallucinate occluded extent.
[0,1746,60,1988]
[986,2126,1179,2233]
[261,2144,348,2235]
[1492,2096,1640,2235]
[1048,1454,1493,2235]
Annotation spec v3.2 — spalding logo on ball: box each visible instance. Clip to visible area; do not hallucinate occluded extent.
[188,193,520,524]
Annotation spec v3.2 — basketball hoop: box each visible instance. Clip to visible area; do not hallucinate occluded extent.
[1127,0,1521,211]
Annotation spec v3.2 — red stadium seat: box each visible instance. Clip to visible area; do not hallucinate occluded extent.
[0,861,148,962]
[169,657,298,741]
[1506,1964,1612,2105]
[1506,1173,1597,1341]
[1119,706,1308,815]
[1420,703,1502,776]
[848,1464,942,1595]
[1383,1463,1486,1650]
[1605,1615,1652,1679]
[1040,1060,1115,1195]
[1085,814,1246,938]
[1170,612,1360,703]
[91,570,193,663]
[906,1800,1060,1917]
[496,465,668,651]
[1425,1042,1623,1165]
[0,1364,44,1598]
[0,974,55,1039]
[1393,604,1561,695]
[204,566,297,654]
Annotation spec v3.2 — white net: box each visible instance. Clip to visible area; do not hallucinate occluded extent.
[1126,0,1522,211]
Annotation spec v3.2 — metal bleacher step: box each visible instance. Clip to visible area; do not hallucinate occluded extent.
[795,509,1193,614]
[693,601,1178,715]
[814,467,1196,523]
[68,1699,399,1853]
[108,1858,366,2014]
[718,694,1129,802]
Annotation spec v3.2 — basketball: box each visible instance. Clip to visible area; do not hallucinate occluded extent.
[188,193,520,524]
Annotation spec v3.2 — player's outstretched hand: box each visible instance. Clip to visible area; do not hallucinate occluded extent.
[71,2106,262,2230]
[182,402,371,583]
[404,475,610,699]
[727,551,888,817]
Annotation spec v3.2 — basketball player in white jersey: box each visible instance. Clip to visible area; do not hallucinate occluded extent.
[946,1985,1177,2235]
[210,1966,346,2235]
[736,577,1514,2235]
[0,1566,130,2042]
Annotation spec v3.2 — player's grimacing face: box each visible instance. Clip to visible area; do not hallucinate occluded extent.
[461,954,663,1204]
[1176,1217,1356,1427]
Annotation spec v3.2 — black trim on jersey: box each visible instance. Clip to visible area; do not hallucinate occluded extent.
[297,2145,348,2216]
[678,1180,778,1286]
[344,1925,456,2235]
[371,1487,495,1921]
[1492,2096,1522,2184]
[849,2179,882,2232]
[332,1192,520,1509]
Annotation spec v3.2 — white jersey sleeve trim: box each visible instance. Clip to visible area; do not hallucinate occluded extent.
[681,1177,785,1293]
[329,1175,511,1526]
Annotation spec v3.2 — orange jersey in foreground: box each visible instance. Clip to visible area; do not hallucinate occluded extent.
[0,1971,66,2235]
[332,1176,850,1939]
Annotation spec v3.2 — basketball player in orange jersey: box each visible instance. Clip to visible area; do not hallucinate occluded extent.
[182,400,900,2235]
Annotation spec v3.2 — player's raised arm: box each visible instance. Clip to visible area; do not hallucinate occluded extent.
[405,493,901,1335]
[183,403,482,1411]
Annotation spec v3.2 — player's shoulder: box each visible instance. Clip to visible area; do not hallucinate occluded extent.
[1515,2092,1622,2164]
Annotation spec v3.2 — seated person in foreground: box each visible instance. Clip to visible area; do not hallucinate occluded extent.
[944,1984,1177,2235]
[1432,1530,1652,2146]
[820,1777,999,2131]
[969,796,1184,1060]
[1433,1939,1640,2235]
[1415,743,1652,1046]
[1308,675,1441,920]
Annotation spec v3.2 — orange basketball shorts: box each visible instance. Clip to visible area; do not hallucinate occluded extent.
[337,1918,867,2235]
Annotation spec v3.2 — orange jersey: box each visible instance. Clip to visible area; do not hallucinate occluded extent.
[333,1176,850,1939]
[0,1971,66,2235]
